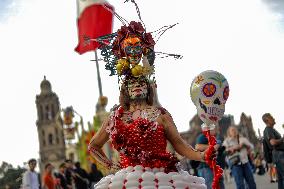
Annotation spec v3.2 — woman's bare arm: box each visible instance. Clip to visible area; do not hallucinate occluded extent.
[160,111,205,162]
[88,117,118,169]
[195,144,209,152]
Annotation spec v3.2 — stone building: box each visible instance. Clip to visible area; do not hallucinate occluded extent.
[180,113,260,152]
[179,115,203,146]
[35,76,66,173]
[237,113,259,146]
[180,114,235,146]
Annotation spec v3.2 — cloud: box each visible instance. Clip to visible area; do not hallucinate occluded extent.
[263,0,284,14]
[0,0,21,22]
[262,0,284,29]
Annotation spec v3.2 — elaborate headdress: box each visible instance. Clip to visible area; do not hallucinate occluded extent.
[112,21,156,78]
[112,21,155,59]
[93,0,182,85]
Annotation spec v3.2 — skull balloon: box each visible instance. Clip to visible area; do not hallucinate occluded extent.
[190,70,229,129]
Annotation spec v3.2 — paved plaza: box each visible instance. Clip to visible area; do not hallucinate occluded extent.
[224,173,278,189]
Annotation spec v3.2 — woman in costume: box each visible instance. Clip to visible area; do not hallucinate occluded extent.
[88,21,214,189]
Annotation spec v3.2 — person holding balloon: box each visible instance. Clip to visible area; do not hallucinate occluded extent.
[88,21,217,189]
[88,74,217,188]
[195,126,226,189]
[190,70,230,189]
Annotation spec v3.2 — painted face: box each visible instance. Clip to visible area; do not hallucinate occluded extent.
[127,79,148,100]
[123,36,143,65]
[190,70,229,126]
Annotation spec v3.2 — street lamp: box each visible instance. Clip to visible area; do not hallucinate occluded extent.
[57,106,85,143]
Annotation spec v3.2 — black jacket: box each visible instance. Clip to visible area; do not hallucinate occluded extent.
[55,172,68,189]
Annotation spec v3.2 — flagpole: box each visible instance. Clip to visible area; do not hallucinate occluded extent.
[94,50,103,97]
[76,0,79,19]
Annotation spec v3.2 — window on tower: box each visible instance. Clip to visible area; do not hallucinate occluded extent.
[55,128,59,144]
[45,106,49,120]
[48,133,53,145]
[42,130,46,146]
[40,105,44,120]
[45,105,52,120]
[51,104,55,119]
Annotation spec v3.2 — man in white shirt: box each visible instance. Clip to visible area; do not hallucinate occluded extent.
[22,159,40,189]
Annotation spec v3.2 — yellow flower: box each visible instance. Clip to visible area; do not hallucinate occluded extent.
[131,65,143,77]
[116,59,130,75]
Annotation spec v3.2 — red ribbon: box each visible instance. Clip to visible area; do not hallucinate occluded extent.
[203,130,223,189]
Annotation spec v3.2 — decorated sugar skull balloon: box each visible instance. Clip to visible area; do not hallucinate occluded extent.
[190,70,229,129]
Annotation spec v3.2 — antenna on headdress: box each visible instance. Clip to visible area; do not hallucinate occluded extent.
[154,52,183,60]
[102,4,129,26]
[151,23,179,43]
[124,0,147,32]
[150,23,182,60]
[95,2,183,78]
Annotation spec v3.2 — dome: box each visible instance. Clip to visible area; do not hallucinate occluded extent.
[40,76,52,94]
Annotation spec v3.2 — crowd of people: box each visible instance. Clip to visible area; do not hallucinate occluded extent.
[19,114,284,189]
[20,112,284,189]
[181,113,283,189]
[21,159,103,189]
[19,112,283,189]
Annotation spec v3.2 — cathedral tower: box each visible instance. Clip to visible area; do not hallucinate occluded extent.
[35,76,66,173]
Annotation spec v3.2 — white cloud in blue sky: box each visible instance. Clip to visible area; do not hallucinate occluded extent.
[0,0,21,22]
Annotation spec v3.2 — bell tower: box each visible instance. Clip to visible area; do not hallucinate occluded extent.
[35,76,66,173]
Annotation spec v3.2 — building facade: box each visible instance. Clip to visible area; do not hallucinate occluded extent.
[180,113,260,152]
[35,76,66,173]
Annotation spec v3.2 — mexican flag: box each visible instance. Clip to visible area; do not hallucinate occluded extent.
[75,0,114,54]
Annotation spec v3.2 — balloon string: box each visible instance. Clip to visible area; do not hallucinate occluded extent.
[203,130,223,189]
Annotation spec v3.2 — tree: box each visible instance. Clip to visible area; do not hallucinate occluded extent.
[0,162,26,189]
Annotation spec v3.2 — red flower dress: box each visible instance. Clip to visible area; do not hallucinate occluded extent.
[94,106,207,189]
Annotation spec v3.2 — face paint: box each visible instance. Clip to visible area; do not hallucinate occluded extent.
[123,36,143,65]
[127,79,148,100]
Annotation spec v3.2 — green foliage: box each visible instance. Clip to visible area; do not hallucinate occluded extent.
[0,162,26,189]
[93,116,101,132]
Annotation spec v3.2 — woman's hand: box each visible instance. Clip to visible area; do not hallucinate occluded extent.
[214,144,220,151]
[229,144,242,152]
[108,162,121,171]
[204,145,217,162]
[234,144,241,151]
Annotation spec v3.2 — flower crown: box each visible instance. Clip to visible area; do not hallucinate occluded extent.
[96,21,156,81]
[112,21,155,59]
[94,1,182,83]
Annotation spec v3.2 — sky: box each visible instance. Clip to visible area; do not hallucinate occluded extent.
[0,0,284,167]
